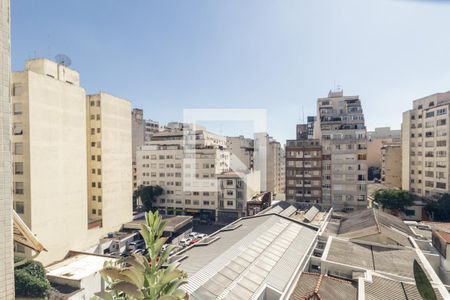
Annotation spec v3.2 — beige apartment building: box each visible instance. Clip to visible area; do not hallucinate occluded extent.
[226,135,254,171]
[367,127,400,170]
[314,90,368,211]
[381,143,402,188]
[402,91,450,199]
[11,59,132,265]
[0,0,14,297]
[132,108,145,189]
[136,127,230,221]
[86,93,133,230]
[217,170,260,222]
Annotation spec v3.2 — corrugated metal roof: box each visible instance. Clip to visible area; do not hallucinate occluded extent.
[304,206,319,222]
[178,214,318,299]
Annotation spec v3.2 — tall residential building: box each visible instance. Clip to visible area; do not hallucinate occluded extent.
[314,90,368,210]
[367,127,401,170]
[136,127,230,221]
[217,170,260,222]
[402,91,450,198]
[307,116,316,139]
[381,143,402,188]
[254,133,284,196]
[285,139,322,203]
[132,108,145,189]
[11,59,94,265]
[0,0,14,297]
[11,59,133,265]
[86,93,133,229]
[226,135,254,171]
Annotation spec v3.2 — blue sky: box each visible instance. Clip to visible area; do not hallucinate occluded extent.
[10,0,450,143]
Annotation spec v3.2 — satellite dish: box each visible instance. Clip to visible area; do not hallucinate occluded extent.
[55,54,72,67]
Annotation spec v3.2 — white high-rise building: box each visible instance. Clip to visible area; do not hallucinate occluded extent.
[402,91,450,199]
[136,126,230,221]
[254,133,284,196]
[314,90,368,210]
[0,0,14,297]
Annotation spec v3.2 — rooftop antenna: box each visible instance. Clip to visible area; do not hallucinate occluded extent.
[55,54,72,67]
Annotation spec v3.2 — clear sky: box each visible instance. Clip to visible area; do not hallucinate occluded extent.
[10,0,450,143]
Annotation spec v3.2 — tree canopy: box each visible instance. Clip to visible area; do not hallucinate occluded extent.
[133,185,163,212]
[373,189,415,213]
[425,193,450,221]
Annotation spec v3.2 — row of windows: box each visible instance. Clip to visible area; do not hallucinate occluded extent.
[159,199,215,206]
[91,208,102,216]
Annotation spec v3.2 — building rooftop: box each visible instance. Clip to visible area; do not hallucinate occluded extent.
[123,215,192,232]
[46,253,115,281]
[177,213,319,299]
[325,238,420,280]
[327,208,416,247]
[289,272,357,300]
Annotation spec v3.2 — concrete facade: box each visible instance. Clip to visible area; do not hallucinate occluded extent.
[132,108,145,189]
[401,91,450,199]
[254,132,284,196]
[11,59,97,265]
[0,0,14,297]
[86,93,133,231]
[314,90,368,211]
[285,139,323,203]
[367,127,401,169]
[217,171,260,222]
[226,135,254,171]
[381,143,402,188]
[136,128,230,220]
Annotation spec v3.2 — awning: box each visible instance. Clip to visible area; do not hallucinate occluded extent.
[13,210,46,253]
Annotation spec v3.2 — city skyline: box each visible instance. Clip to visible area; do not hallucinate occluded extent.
[11,0,450,143]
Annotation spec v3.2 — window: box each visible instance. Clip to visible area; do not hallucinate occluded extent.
[13,123,23,135]
[425,131,434,138]
[97,155,101,161]
[14,162,23,175]
[13,103,22,115]
[98,182,102,188]
[14,182,24,194]
[12,83,23,96]
[92,195,97,201]
[437,119,447,126]
[90,101,95,106]
[91,128,95,135]
[97,128,101,133]
[98,209,102,216]
[227,201,233,206]
[15,202,24,214]
[185,199,191,205]
[15,243,25,254]
[92,182,96,187]
[92,209,96,214]
[437,182,447,189]
[203,201,210,206]
[98,196,102,202]
[96,100,101,107]
[437,140,447,147]
[97,169,101,175]
[437,161,447,168]
[437,108,447,116]
[426,111,435,118]
[437,151,447,157]
[226,179,233,186]
[14,142,23,155]
[90,114,95,120]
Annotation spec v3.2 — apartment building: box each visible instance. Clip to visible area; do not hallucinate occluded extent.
[217,171,260,222]
[86,93,133,230]
[11,59,133,265]
[285,139,322,203]
[226,135,254,171]
[313,90,368,210]
[144,118,159,143]
[132,108,145,189]
[136,127,230,220]
[367,127,401,169]
[254,132,285,196]
[381,143,402,188]
[402,91,450,198]
[11,59,95,265]
[0,0,14,297]
[307,116,316,139]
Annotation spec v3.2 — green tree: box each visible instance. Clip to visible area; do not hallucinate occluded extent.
[413,259,437,300]
[96,211,188,300]
[15,260,51,298]
[425,194,450,221]
[134,185,163,212]
[373,189,415,215]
